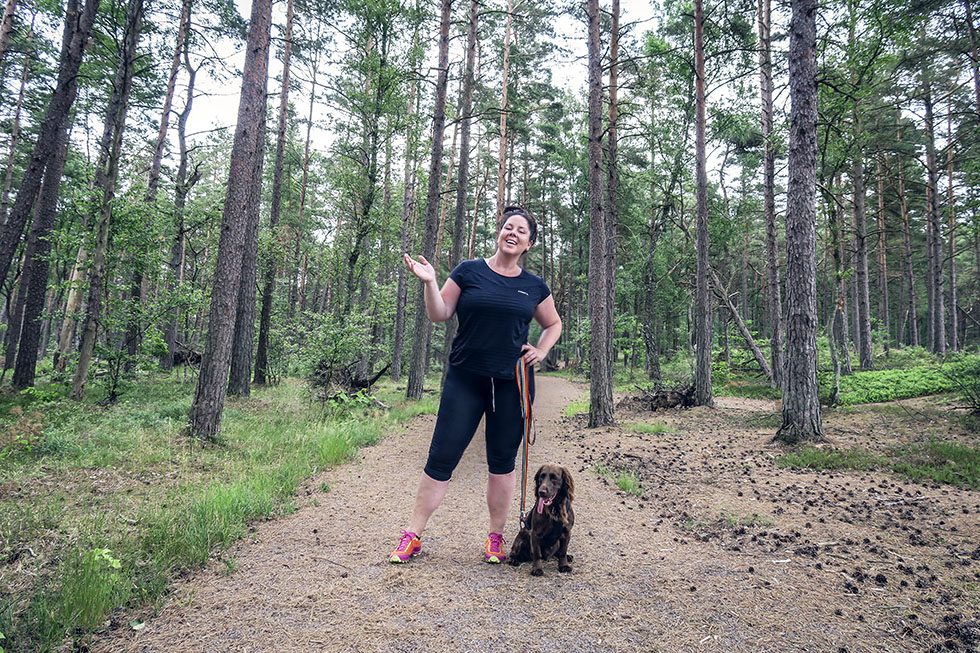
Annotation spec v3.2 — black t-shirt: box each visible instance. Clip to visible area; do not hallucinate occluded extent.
[448,258,552,379]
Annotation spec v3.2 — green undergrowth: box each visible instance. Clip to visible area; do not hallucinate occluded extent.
[625,421,674,434]
[0,375,437,651]
[777,441,980,489]
[819,355,979,406]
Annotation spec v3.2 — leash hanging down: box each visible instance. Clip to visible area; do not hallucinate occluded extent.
[515,359,536,529]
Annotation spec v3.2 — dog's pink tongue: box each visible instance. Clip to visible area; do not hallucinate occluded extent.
[536,497,553,514]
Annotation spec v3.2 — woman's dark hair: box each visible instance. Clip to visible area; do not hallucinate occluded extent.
[500,205,538,245]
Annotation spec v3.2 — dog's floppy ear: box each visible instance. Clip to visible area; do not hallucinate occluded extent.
[560,467,574,503]
[534,465,545,489]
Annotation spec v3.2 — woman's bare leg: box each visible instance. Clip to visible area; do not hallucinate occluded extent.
[407,472,451,534]
[486,470,516,533]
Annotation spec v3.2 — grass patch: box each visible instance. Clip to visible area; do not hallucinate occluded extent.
[615,471,643,496]
[891,441,980,490]
[719,511,773,528]
[777,441,980,490]
[625,421,673,434]
[0,375,434,652]
[563,397,589,417]
[820,356,980,406]
[777,447,888,471]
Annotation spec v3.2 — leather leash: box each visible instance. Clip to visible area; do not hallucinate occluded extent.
[515,359,536,529]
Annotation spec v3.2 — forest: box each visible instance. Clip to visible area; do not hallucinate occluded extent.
[0,0,978,649]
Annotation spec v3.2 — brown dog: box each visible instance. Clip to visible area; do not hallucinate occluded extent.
[508,464,575,576]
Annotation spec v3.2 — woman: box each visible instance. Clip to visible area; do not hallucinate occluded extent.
[390,206,562,564]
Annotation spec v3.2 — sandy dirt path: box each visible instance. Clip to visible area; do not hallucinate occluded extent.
[95,377,977,652]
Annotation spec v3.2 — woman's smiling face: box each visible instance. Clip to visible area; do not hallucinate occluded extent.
[497,214,532,255]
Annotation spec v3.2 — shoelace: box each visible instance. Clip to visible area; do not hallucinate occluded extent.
[487,533,504,551]
[396,530,417,551]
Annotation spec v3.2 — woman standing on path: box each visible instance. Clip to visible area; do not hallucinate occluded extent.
[391,206,562,564]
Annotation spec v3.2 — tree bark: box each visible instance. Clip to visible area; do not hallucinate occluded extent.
[162,49,199,370]
[606,0,619,386]
[70,0,144,399]
[0,0,101,288]
[495,0,515,218]
[586,0,612,426]
[922,68,946,354]
[227,105,266,396]
[776,0,823,444]
[254,0,295,385]
[693,0,713,407]
[391,30,420,382]
[13,125,70,387]
[897,139,918,347]
[875,151,889,353]
[440,0,479,374]
[187,0,272,439]
[405,0,450,400]
[946,109,957,351]
[0,51,30,228]
[0,0,18,66]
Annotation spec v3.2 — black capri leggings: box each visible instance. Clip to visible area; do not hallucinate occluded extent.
[424,364,535,482]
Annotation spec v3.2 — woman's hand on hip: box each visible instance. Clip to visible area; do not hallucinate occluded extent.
[404,253,436,284]
[521,343,545,367]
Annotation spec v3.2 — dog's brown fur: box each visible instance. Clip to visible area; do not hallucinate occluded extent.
[508,464,575,576]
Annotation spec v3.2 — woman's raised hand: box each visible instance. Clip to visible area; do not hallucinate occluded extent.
[403,253,436,284]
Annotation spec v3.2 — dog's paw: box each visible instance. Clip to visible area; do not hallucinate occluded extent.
[558,564,573,573]
[531,567,544,577]
[507,558,520,567]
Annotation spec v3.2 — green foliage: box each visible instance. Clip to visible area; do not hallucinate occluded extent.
[615,471,643,497]
[0,377,433,650]
[778,442,980,490]
[821,357,980,405]
[890,442,980,490]
[777,447,887,471]
[563,397,589,417]
[942,357,980,414]
[625,421,673,434]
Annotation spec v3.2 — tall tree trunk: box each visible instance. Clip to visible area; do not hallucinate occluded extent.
[0,0,101,288]
[187,0,272,439]
[776,0,823,444]
[13,126,71,387]
[586,0,612,426]
[405,0,450,400]
[227,106,266,396]
[254,0,295,384]
[70,0,144,399]
[922,68,946,354]
[848,5,873,369]
[440,0,478,374]
[875,151,889,353]
[606,0,619,387]
[758,0,783,386]
[946,109,958,351]
[965,0,980,120]
[825,182,852,374]
[0,50,30,227]
[162,50,199,371]
[693,0,713,407]
[391,31,420,381]
[0,0,18,65]
[495,0,514,218]
[897,140,918,347]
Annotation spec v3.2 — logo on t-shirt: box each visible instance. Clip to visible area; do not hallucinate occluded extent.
[517,290,529,295]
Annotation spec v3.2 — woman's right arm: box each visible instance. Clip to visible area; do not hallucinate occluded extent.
[404,253,461,323]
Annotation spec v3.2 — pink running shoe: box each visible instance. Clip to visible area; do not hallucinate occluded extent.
[389,530,422,563]
[484,532,506,563]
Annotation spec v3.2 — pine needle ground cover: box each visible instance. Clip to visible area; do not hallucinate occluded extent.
[0,376,436,651]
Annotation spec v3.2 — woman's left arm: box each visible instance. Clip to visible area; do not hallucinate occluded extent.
[521,295,563,366]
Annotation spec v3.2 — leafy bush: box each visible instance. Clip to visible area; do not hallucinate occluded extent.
[818,356,980,405]
[943,356,980,414]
